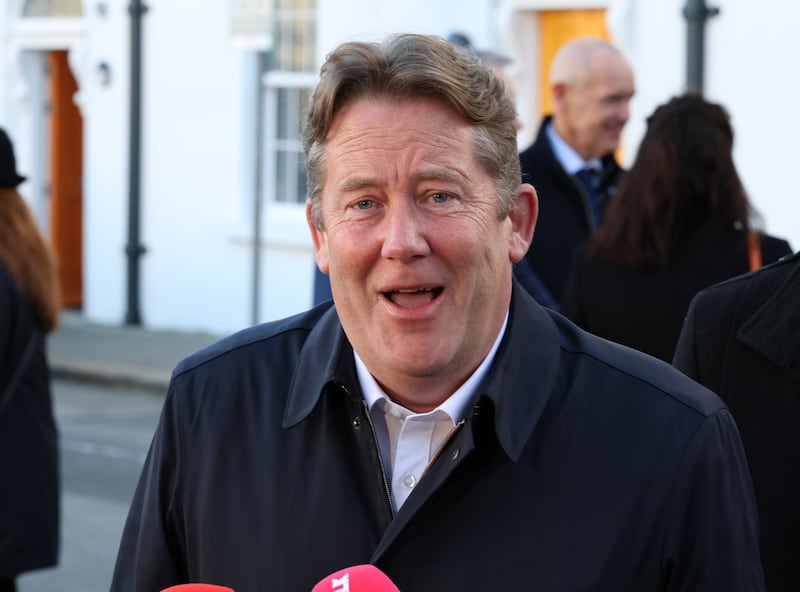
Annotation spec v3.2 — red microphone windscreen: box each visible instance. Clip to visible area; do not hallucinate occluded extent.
[311,564,400,592]
[161,585,235,592]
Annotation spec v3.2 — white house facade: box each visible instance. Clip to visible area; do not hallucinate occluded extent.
[1,0,797,336]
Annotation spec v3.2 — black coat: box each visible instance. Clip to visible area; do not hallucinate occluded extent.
[0,260,59,578]
[561,227,792,362]
[517,116,623,301]
[673,251,800,592]
[111,283,763,591]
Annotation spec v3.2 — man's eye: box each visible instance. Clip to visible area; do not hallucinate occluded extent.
[355,200,374,210]
[431,193,451,204]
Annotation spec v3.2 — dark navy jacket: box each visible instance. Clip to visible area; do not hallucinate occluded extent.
[111,283,763,592]
[517,116,623,301]
[674,252,800,592]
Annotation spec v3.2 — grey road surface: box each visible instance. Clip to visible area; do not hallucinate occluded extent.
[17,378,164,592]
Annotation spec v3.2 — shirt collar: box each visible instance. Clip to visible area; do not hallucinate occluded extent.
[283,282,562,461]
[356,312,509,422]
[546,121,602,175]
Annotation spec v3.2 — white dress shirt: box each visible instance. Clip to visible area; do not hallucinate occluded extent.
[356,313,509,510]
[546,121,602,174]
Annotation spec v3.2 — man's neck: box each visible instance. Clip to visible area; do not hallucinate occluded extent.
[355,311,510,415]
[548,122,595,172]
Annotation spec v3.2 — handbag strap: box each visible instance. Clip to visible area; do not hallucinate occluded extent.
[0,330,38,417]
[747,230,762,272]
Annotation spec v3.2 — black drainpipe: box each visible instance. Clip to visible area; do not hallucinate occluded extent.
[683,0,720,93]
[125,0,147,325]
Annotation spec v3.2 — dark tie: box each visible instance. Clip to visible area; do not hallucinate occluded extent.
[575,167,602,224]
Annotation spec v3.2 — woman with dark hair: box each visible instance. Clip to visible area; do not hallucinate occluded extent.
[0,128,60,591]
[560,93,792,362]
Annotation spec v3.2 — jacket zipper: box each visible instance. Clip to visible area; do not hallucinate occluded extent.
[359,399,396,518]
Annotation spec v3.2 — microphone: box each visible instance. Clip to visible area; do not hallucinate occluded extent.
[311,564,400,592]
[161,585,235,592]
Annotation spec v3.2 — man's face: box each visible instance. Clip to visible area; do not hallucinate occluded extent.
[308,96,535,412]
[555,51,635,161]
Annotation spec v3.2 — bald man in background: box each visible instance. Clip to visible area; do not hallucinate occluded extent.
[515,37,634,305]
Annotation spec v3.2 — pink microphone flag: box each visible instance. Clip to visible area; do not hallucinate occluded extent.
[311,564,400,592]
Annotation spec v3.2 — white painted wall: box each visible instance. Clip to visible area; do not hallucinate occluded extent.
[704,0,799,250]
[135,0,251,333]
[81,0,133,326]
[318,0,495,60]
[65,0,257,334]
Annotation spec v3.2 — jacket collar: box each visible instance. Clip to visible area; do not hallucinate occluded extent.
[283,282,562,460]
[738,257,800,382]
[479,282,561,459]
[283,304,356,428]
[530,114,621,188]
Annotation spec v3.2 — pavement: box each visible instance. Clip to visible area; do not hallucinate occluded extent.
[48,311,223,393]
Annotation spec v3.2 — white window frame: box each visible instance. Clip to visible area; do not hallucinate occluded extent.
[262,70,316,205]
[259,70,317,245]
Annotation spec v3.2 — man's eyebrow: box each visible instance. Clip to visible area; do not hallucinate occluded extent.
[417,168,466,184]
[337,168,467,193]
[338,176,376,193]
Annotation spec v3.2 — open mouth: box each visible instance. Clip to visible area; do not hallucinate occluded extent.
[383,287,444,307]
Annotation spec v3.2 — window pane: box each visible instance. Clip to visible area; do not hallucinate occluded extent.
[274,0,316,71]
[275,149,307,204]
[23,0,83,16]
[266,0,316,205]
[277,87,312,140]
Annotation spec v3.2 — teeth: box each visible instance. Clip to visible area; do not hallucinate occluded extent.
[395,288,432,293]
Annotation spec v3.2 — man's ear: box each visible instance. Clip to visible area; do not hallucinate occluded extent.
[306,200,330,273]
[551,82,567,109]
[508,183,538,263]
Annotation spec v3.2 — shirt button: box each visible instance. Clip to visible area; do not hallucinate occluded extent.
[402,474,417,489]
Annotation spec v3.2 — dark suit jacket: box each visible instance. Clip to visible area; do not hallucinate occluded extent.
[674,251,800,592]
[561,226,792,362]
[517,116,623,301]
[111,282,764,591]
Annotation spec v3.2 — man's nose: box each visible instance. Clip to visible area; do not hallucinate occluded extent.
[380,202,431,262]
